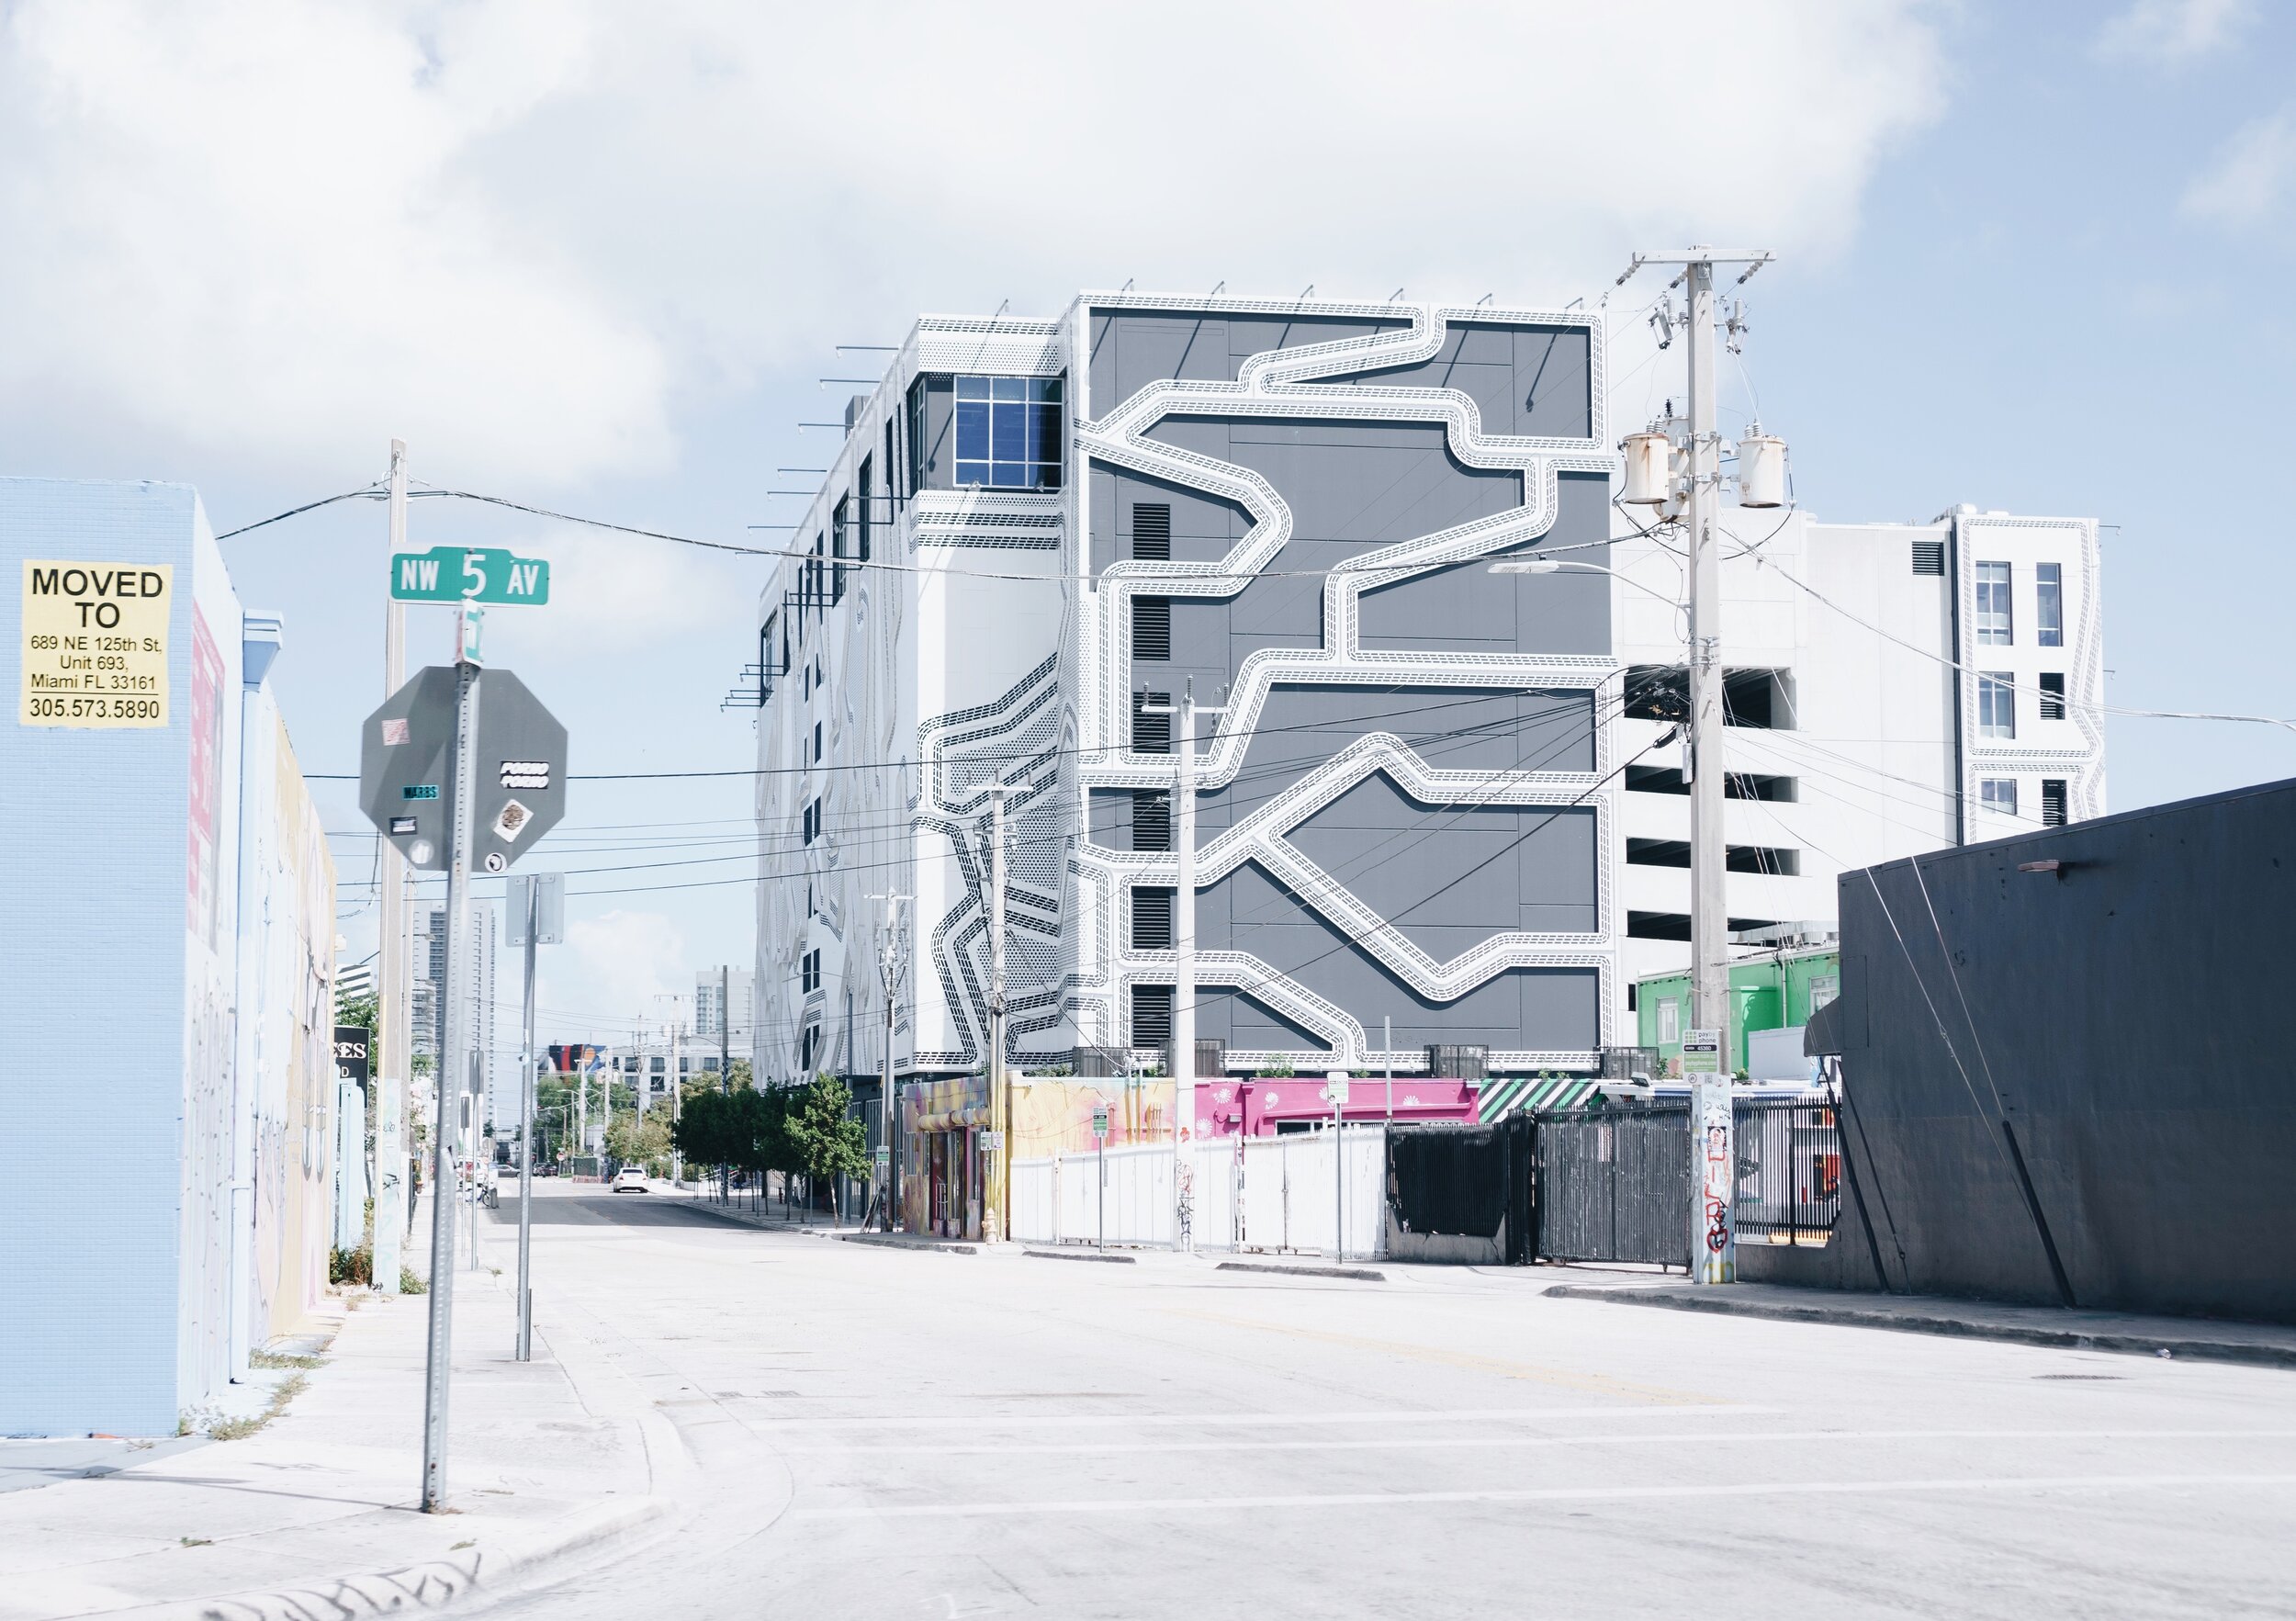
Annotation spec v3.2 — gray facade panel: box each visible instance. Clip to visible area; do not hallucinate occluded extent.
[1334,321,1593,439]
[1192,685,1596,840]
[1357,471,1613,656]
[1089,464,1250,575]
[1086,310,1409,418]
[1193,862,1599,1050]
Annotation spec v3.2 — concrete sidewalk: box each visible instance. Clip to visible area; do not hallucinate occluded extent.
[1546,1278,2296,1368]
[0,1266,668,1620]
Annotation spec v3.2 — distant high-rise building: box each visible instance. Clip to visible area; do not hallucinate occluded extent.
[333,956,375,1020]
[417,901,499,1132]
[694,967,756,1072]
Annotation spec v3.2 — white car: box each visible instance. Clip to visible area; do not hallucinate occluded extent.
[611,1166,648,1194]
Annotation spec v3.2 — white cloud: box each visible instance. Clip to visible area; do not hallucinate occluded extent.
[2095,0,2253,61]
[2181,107,2296,225]
[539,907,691,1038]
[0,0,1945,487]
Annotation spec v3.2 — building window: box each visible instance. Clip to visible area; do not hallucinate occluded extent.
[1657,998,1680,1045]
[801,950,821,995]
[1977,672,2015,739]
[1975,561,2012,646]
[804,799,821,844]
[906,377,929,492]
[2038,672,2065,720]
[831,497,850,600]
[1912,538,1945,576]
[2042,778,2069,827]
[953,376,1063,490]
[1132,597,1171,661]
[813,721,823,761]
[1133,502,1172,561]
[856,456,873,563]
[1981,777,2019,817]
[2037,562,2063,647]
[1132,789,1171,851]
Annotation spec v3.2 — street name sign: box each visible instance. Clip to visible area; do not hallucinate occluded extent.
[359,666,568,872]
[390,546,551,606]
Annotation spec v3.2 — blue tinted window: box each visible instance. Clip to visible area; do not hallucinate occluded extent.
[951,375,1064,489]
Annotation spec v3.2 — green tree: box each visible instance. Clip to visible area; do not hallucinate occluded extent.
[786,1074,869,1210]
[606,1108,672,1175]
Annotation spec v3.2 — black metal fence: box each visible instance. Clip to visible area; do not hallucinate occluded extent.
[1731,1095,1842,1245]
[1535,1105,1691,1266]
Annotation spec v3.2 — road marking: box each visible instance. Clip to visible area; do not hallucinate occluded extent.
[796,1472,2296,1521]
[1159,1306,1716,1405]
[786,1427,2296,1458]
[765,1404,1774,1433]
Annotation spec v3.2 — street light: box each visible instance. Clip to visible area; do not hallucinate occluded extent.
[1488,555,1686,616]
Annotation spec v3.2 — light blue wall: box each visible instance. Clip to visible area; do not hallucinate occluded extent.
[0,478,227,1435]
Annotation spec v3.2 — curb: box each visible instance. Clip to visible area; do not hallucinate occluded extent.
[1025,1248,1137,1264]
[1544,1285,2296,1369]
[839,1233,977,1255]
[1217,1261,1386,1283]
[109,1495,672,1621]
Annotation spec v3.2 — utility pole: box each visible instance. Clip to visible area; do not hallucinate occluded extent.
[421,603,484,1512]
[869,892,911,1229]
[1615,246,1773,1288]
[719,964,733,1200]
[985,780,1012,1243]
[1140,680,1226,1252]
[374,439,411,1297]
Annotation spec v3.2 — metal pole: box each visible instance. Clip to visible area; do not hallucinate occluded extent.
[515,880,536,1360]
[374,439,411,1297]
[421,638,481,1512]
[1384,1014,1393,1120]
[987,782,1008,1242]
[1684,251,1737,1288]
[720,964,732,1201]
[1334,1093,1345,1264]
[871,893,909,1229]
[1172,682,1197,1251]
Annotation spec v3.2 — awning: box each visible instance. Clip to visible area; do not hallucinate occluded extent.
[1478,1075,1602,1118]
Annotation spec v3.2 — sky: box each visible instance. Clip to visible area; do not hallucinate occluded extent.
[4,0,2291,1049]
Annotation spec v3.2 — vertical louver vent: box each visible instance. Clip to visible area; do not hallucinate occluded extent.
[1132,790,1172,851]
[1132,691,1172,754]
[1133,503,1172,561]
[1131,888,1176,951]
[1132,597,1171,661]
[1131,984,1175,1044]
[2042,779,2068,827]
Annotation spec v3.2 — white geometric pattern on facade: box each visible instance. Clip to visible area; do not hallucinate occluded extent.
[1063,298,1621,1068]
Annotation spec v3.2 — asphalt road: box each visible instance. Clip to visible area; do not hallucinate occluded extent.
[468,1182,2296,1620]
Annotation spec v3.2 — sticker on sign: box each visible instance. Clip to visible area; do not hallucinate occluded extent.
[381,718,410,746]
[500,760,551,790]
[493,799,534,842]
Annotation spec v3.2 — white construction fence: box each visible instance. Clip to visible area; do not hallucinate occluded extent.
[1009,1126,1387,1258]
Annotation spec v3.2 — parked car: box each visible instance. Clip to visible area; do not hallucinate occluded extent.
[612,1166,647,1193]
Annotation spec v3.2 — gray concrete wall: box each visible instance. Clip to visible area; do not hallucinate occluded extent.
[1800,777,2296,1323]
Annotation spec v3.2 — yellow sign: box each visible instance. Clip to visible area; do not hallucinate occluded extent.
[19,560,172,727]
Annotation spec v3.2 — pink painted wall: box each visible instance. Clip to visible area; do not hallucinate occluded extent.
[1192,1077,1481,1138]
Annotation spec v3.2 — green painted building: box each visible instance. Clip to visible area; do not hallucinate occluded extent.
[1634,949,1840,1077]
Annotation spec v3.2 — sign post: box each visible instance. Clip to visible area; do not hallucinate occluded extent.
[1092,1104,1109,1250]
[361,569,564,1514]
[1323,1074,1350,1262]
[1682,1029,1735,1285]
[505,872,563,1362]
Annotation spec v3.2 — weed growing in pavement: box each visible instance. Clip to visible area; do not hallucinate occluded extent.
[251,1351,321,1369]
[400,1265,428,1294]
[179,1537,211,1548]
[208,1373,309,1442]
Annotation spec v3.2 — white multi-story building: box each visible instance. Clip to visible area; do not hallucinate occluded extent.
[742,292,2105,1089]
[1610,503,2106,1020]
